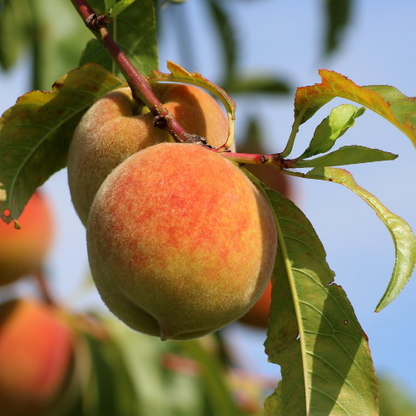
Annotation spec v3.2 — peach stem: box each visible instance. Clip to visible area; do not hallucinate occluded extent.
[70,0,198,144]
[34,267,56,306]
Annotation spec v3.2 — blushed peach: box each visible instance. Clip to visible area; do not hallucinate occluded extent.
[0,298,73,416]
[0,191,54,286]
[86,143,277,340]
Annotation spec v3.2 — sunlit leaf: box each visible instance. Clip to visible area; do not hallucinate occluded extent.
[80,0,158,77]
[0,63,124,225]
[258,183,379,416]
[298,104,365,159]
[294,70,416,147]
[305,167,416,311]
[296,145,397,168]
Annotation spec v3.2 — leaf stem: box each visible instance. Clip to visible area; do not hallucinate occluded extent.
[280,101,311,159]
[70,0,202,144]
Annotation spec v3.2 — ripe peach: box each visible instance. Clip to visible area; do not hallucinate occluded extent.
[86,143,277,341]
[0,298,73,416]
[68,83,233,226]
[0,191,54,286]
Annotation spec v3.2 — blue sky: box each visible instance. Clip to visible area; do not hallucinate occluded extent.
[1,0,416,400]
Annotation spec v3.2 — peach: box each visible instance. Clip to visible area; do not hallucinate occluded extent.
[0,191,54,286]
[68,83,233,226]
[86,143,277,341]
[0,298,73,416]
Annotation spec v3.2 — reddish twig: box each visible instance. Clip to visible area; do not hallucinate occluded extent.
[70,0,204,144]
[220,151,296,170]
[34,267,56,306]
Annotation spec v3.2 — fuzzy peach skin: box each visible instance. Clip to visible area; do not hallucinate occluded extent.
[0,298,73,416]
[86,143,277,341]
[68,83,233,227]
[0,191,54,286]
[239,280,272,328]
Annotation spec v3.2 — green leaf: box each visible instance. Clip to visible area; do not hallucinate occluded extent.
[223,75,291,95]
[296,145,397,168]
[109,0,136,18]
[207,0,237,82]
[83,331,139,416]
[0,63,124,225]
[179,340,247,416]
[298,104,365,159]
[323,0,352,55]
[104,318,206,416]
[0,0,32,70]
[304,167,416,312]
[258,183,379,415]
[79,0,159,76]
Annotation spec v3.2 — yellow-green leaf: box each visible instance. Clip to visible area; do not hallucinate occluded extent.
[245,171,380,416]
[294,70,416,147]
[305,167,416,311]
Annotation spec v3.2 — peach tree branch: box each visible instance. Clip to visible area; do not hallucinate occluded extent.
[70,0,206,144]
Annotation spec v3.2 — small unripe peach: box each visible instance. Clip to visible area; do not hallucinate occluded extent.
[0,191,54,286]
[68,83,232,226]
[87,143,277,341]
[0,298,73,416]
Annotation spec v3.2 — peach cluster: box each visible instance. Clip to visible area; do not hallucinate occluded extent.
[68,84,277,340]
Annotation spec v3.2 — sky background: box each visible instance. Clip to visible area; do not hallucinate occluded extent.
[1,0,416,400]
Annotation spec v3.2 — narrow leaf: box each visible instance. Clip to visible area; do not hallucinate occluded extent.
[84,332,139,416]
[0,63,124,225]
[242,170,379,416]
[223,76,291,95]
[323,0,351,55]
[299,104,364,159]
[305,167,416,311]
[294,70,416,147]
[180,340,247,416]
[296,145,397,168]
[80,0,158,76]
[0,0,31,70]
[208,0,237,81]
